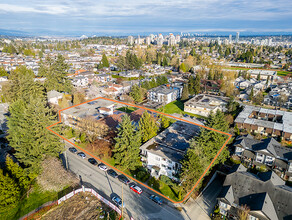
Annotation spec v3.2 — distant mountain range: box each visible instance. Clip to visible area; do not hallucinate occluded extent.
[0,28,292,38]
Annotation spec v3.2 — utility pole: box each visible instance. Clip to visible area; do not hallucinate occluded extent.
[121,184,124,219]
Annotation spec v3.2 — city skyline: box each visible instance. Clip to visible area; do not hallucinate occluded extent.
[0,0,292,36]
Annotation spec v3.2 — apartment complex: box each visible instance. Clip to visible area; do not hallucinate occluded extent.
[140,120,200,181]
[147,84,182,104]
[235,106,292,140]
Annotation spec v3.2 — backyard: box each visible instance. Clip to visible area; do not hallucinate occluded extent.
[159,100,207,119]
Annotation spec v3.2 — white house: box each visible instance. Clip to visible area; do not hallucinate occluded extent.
[47,90,63,105]
[140,121,200,181]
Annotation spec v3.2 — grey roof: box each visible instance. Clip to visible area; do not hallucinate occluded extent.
[235,135,292,161]
[148,85,177,95]
[235,105,292,134]
[218,169,292,220]
[184,94,229,110]
[61,99,114,119]
[140,120,201,162]
[234,134,261,149]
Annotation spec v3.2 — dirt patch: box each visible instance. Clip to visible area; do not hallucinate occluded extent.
[41,192,119,220]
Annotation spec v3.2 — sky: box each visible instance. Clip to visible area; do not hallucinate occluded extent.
[0,0,292,35]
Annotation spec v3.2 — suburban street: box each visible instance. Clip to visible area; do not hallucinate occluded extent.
[63,141,222,220]
[64,148,185,220]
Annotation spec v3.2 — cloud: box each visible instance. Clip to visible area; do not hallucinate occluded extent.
[0,3,71,15]
[0,0,291,33]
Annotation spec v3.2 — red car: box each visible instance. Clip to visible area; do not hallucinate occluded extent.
[130,184,143,194]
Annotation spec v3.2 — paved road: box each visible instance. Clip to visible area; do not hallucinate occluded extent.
[183,174,224,220]
[64,149,185,220]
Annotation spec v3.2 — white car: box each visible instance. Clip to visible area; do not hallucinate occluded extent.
[112,196,124,208]
[130,184,143,194]
[98,163,108,171]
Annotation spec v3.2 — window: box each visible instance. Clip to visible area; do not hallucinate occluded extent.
[220,201,227,208]
[249,215,257,220]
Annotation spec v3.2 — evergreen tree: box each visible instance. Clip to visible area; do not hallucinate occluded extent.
[139,111,159,142]
[41,55,72,93]
[3,66,45,104]
[5,156,30,190]
[113,115,141,170]
[141,80,151,90]
[180,110,230,191]
[249,87,254,102]
[7,97,63,174]
[181,84,189,101]
[0,169,20,212]
[266,75,270,85]
[162,56,168,67]
[130,85,143,103]
[188,76,195,95]
[257,73,261,81]
[161,76,168,84]
[117,55,126,71]
[159,114,170,129]
[101,53,110,68]
[193,75,201,95]
[150,78,157,88]
[0,66,8,77]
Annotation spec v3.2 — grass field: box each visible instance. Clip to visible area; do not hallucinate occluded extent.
[117,106,137,113]
[0,184,70,220]
[277,71,292,76]
[160,100,207,119]
[222,66,291,76]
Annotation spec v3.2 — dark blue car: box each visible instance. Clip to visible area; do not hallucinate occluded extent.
[149,195,162,205]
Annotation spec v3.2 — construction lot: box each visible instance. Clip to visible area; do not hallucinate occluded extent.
[41,192,119,220]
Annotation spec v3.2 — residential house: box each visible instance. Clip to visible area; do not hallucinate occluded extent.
[234,135,292,180]
[217,165,292,220]
[47,90,63,105]
[184,94,229,117]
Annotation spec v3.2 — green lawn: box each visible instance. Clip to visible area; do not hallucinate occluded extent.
[159,100,207,120]
[117,106,137,113]
[277,70,291,76]
[159,182,181,201]
[0,184,68,220]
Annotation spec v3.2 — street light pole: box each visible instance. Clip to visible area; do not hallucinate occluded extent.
[121,184,124,219]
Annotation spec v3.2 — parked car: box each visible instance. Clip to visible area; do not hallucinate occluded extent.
[77,152,86,159]
[107,169,118,178]
[118,175,130,185]
[88,158,98,165]
[149,195,162,205]
[98,163,108,171]
[112,196,124,208]
[69,147,77,153]
[129,184,143,194]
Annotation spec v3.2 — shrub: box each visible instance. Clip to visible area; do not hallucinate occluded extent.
[136,170,150,182]
[79,133,87,143]
[160,175,175,187]
[148,177,160,190]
